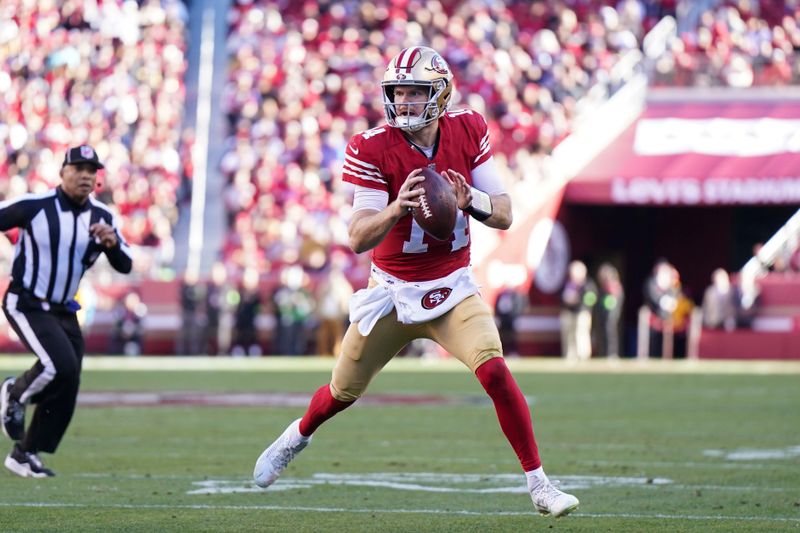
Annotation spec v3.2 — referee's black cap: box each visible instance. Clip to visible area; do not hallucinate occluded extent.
[62,145,104,169]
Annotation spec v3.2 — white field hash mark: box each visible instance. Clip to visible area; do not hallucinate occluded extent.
[188,473,673,495]
[0,502,797,523]
[186,472,798,496]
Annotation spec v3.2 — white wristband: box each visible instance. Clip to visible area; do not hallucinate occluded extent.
[467,187,492,221]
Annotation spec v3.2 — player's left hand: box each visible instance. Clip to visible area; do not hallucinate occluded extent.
[443,169,471,210]
[89,222,118,248]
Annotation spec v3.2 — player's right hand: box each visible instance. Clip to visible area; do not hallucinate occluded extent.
[394,168,425,216]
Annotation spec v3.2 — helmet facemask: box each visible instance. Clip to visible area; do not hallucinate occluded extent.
[382,79,450,132]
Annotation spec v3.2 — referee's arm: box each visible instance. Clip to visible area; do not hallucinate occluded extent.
[97,213,133,274]
[0,196,35,232]
[105,239,133,274]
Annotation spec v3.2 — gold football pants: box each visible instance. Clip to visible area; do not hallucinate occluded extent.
[331,294,503,402]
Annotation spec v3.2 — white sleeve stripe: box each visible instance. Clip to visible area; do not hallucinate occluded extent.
[343,164,386,182]
[345,154,380,171]
[343,170,388,185]
[448,109,473,117]
[343,160,384,179]
[473,144,491,163]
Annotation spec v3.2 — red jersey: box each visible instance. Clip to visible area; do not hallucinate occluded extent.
[342,108,492,281]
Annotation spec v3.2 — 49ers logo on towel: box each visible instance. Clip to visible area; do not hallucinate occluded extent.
[421,288,452,310]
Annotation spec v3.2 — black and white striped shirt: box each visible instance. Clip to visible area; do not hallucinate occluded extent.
[0,187,132,305]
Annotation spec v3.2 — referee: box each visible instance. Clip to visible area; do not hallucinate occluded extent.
[0,145,132,477]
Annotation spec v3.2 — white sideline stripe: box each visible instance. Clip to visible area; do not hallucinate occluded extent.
[2,356,799,375]
[0,502,796,522]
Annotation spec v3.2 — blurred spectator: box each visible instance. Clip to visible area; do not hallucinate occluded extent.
[594,262,624,357]
[671,268,694,358]
[178,126,195,205]
[752,239,800,274]
[231,268,262,357]
[0,0,191,279]
[644,259,679,357]
[205,261,236,355]
[789,233,800,272]
[314,253,353,357]
[111,292,147,356]
[701,268,737,331]
[734,271,761,328]
[560,260,597,360]
[177,270,203,355]
[494,279,528,357]
[272,265,315,355]
[652,2,800,87]
[644,259,693,357]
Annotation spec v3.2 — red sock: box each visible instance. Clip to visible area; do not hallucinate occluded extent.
[475,357,541,471]
[298,384,354,437]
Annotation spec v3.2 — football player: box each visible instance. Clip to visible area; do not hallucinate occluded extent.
[254,46,579,518]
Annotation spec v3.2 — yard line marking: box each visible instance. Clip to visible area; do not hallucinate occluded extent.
[68,472,800,494]
[194,478,792,495]
[0,502,797,523]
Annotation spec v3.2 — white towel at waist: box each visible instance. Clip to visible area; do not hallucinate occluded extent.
[349,281,394,336]
[349,264,480,336]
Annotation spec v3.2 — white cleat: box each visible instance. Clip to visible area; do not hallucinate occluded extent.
[253,418,311,488]
[530,482,579,517]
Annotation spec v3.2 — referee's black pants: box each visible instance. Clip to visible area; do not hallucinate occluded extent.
[3,291,83,454]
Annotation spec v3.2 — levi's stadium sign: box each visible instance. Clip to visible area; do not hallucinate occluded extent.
[567,103,800,206]
[610,176,800,205]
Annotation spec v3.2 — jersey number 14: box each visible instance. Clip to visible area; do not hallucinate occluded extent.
[403,210,469,254]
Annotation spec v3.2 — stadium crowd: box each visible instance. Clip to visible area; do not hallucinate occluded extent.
[215,0,799,356]
[220,0,800,284]
[1,0,798,357]
[0,0,191,278]
[219,0,654,274]
[651,0,800,86]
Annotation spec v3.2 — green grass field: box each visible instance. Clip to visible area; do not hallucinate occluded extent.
[0,357,797,532]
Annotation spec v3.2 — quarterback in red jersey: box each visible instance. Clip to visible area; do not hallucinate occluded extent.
[342,104,491,280]
[254,46,579,518]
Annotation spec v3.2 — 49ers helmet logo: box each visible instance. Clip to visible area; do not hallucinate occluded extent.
[429,54,449,75]
[421,287,452,310]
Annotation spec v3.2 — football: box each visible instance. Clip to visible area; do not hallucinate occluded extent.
[411,167,457,241]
